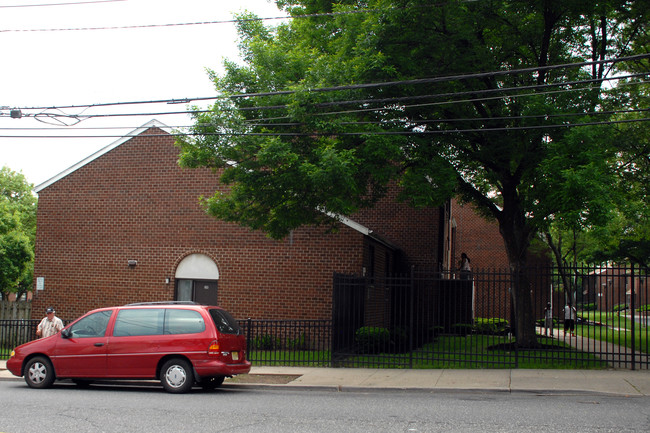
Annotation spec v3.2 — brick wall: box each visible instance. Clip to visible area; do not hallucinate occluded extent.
[451,199,509,271]
[32,127,441,322]
[355,184,441,270]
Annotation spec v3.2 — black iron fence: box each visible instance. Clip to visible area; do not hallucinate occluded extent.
[239,319,332,367]
[0,319,39,359]
[330,265,649,370]
[1,265,647,369]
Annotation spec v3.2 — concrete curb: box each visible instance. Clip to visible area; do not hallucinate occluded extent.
[2,361,649,397]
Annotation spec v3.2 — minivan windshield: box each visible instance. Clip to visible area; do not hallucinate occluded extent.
[209,309,241,335]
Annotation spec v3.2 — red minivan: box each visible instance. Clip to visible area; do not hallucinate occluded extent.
[7,302,251,393]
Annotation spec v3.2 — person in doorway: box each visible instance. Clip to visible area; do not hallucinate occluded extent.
[543,302,553,336]
[563,304,577,337]
[459,253,472,280]
[36,307,64,338]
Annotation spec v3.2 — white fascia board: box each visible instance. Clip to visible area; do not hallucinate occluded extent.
[34,119,169,193]
[321,209,371,236]
[337,214,373,236]
[324,210,398,250]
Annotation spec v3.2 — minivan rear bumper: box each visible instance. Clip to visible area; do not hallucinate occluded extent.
[193,358,252,378]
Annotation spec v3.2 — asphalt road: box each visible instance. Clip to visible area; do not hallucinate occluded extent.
[0,381,648,432]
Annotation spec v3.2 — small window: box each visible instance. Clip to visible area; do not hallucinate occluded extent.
[164,309,205,335]
[209,309,241,335]
[113,309,164,337]
[69,311,112,338]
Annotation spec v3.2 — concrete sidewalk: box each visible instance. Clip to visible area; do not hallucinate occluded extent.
[2,360,649,396]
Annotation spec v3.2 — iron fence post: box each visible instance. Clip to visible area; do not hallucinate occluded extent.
[409,266,415,369]
[631,263,636,371]
[246,317,252,359]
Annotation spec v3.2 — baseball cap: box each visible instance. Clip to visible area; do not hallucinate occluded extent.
[46,307,55,314]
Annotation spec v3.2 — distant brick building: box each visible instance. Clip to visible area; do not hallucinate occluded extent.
[31,121,451,321]
[583,267,649,311]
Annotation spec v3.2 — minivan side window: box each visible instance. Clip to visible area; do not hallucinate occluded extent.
[113,309,164,337]
[164,309,205,335]
[209,309,241,335]
[69,311,112,338]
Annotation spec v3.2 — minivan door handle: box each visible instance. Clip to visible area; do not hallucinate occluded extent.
[94,343,104,347]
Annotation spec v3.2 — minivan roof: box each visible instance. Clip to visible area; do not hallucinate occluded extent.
[125,301,201,306]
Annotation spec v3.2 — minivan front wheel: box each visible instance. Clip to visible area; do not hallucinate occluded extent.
[25,356,55,389]
[160,359,194,393]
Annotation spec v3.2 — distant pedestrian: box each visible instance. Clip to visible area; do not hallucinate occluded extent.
[36,307,64,338]
[543,302,553,336]
[459,253,472,280]
[564,304,576,337]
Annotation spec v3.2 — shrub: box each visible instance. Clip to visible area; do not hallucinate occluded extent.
[473,318,509,335]
[287,333,309,350]
[638,304,650,313]
[251,334,281,350]
[355,326,390,353]
[613,304,628,312]
[389,327,409,352]
[580,303,597,311]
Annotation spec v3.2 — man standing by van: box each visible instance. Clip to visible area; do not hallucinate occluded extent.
[36,307,64,338]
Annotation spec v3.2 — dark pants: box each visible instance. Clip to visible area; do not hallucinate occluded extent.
[564,319,575,333]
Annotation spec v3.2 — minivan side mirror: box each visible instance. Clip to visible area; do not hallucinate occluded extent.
[61,329,71,339]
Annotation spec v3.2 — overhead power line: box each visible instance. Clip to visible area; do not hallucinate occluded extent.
[1,106,648,135]
[0,2,439,32]
[1,107,648,133]
[0,0,125,8]
[0,10,291,33]
[6,75,646,126]
[15,54,650,114]
[1,116,648,139]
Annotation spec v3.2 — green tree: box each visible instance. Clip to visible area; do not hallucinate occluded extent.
[584,115,650,269]
[0,167,37,300]
[178,1,649,347]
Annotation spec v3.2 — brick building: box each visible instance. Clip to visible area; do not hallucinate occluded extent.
[448,199,509,271]
[31,121,451,322]
[583,267,648,311]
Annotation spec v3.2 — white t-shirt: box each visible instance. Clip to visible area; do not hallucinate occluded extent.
[564,306,576,321]
[38,316,64,338]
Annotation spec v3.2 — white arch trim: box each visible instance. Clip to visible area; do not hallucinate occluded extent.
[175,253,219,280]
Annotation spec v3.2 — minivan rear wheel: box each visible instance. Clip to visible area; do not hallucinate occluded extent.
[160,358,194,393]
[25,356,55,389]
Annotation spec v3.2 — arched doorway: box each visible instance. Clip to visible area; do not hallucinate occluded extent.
[175,253,219,305]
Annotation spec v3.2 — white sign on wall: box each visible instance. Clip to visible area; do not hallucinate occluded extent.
[36,277,44,291]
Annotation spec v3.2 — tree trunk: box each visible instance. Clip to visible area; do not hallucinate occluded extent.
[509,259,538,348]
[498,197,539,348]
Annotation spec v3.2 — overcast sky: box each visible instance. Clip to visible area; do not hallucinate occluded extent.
[0,0,286,187]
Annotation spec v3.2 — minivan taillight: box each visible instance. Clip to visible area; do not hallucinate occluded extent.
[208,340,220,355]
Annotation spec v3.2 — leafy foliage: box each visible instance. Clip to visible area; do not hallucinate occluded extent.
[355,326,390,353]
[178,1,649,346]
[251,334,282,350]
[0,167,36,299]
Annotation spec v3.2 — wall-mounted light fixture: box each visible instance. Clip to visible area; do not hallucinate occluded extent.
[127,259,137,267]
[165,277,171,284]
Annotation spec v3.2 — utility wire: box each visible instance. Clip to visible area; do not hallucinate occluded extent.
[1,107,648,132]
[1,116,649,139]
[0,10,290,33]
[0,0,125,8]
[0,2,457,32]
[15,54,649,114]
[9,76,642,124]
[3,80,646,131]
[0,107,635,130]
[236,75,648,117]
